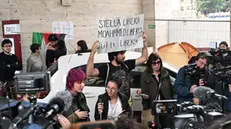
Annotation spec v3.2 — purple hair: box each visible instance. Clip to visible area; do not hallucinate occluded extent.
[66,68,86,90]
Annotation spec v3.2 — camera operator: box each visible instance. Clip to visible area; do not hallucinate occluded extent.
[206,41,231,113]
[219,41,229,50]
[174,52,207,103]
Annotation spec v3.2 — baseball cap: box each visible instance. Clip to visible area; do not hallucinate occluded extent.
[48,34,58,41]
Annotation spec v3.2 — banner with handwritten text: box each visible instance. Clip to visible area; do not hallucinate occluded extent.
[97,14,144,53]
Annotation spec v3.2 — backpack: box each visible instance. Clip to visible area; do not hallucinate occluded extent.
[105,63,133,99]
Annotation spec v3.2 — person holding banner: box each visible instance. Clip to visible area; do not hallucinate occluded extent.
[86,32,148,99]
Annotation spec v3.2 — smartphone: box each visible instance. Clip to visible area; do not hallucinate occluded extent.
[70,120,116,129]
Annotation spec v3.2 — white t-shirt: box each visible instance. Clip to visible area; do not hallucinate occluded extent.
[107,97,123,120]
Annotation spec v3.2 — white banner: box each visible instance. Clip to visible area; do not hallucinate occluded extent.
[52,22,74,40]
[97,14,144,53]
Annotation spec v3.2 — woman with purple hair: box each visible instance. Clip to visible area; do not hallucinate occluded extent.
[58,68,90,124]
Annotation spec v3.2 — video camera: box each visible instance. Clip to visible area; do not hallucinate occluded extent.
[185,64,204,76]
[14,71,51,94]
[185,63,206,86]
[173,101,223,129]
[151,100,177,115]
[208,49,231,66]
[0,71,56,129]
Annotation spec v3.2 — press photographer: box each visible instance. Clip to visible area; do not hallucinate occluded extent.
[206,41,231,113]
[174,52,208,103]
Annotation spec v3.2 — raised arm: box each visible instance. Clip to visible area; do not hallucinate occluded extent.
[86,41,100,77]
[135,32,148,66]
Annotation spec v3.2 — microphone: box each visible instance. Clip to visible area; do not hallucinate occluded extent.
[136,90,148,98]
[11,106,36,128]
[45,97,65,118]
[213,93,228,100]
[56,91,73,111]
[194,86,214,98]
[194,86,227,101]
[98,98,103,120]
[147,121,156,129]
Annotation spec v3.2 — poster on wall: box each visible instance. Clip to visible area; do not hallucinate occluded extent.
[3,24,20,35]
[52,22,74,40]
[97,14,144,54]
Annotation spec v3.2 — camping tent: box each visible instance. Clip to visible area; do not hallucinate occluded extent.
[157,42,199,68]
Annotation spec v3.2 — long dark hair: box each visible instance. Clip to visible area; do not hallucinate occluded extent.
[77,40,88,52]
[56,40,67,51]
[146,53,163,73]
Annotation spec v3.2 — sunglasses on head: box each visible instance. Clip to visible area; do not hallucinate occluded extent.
[152,61,161,65]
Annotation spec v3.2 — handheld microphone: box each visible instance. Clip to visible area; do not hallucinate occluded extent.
[98,98,103,120]
[45,97,65,118]
[147,121,156,129]
[136,90,149,98]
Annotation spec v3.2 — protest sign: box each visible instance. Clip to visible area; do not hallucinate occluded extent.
[52,22,74,40]
[97,14,144,53]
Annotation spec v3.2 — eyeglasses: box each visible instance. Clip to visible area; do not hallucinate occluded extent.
[152,61,161,65]
[106,87,117,92]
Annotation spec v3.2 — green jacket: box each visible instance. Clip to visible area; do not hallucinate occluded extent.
[63,92,90,124]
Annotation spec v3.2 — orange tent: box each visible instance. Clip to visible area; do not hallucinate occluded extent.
[157,42,199,68]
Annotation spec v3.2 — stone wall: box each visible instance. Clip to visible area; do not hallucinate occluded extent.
[0,0,145,70]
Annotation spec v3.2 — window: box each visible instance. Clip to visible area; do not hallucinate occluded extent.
[46,62,58,76]
[73,63,177,88]
[191,0,193,4]
[181,0,184,2]
[130,65,177,88]
[73,63,106,87]
[181,6,184,11]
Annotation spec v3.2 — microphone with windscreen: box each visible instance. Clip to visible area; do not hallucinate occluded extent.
[45,97,65,118]
[194,86,227,104]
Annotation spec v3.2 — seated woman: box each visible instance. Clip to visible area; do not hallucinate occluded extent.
[94,75,132,120]
[61,68,90,124]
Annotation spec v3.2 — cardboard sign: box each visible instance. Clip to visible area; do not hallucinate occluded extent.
[52,22,74,40]
[97,14,144,53]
